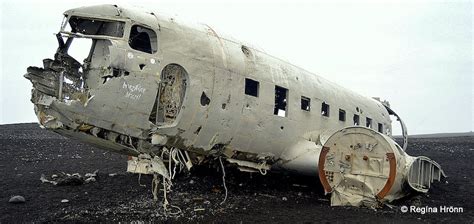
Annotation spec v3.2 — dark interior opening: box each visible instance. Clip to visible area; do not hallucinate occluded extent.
[321,102,330,117]
[339,109,346,121]
[366,117,372,128]
[68,16,125,37]
[353,114,360,125]
[129,25,157,54]
[200,92,210,106]
[301,96,310,111]
[274,85,288,117]
[245,78,259,97]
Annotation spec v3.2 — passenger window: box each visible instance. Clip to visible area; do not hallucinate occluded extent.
[274,86,288,117]
[129,25,157,54]
[378,123,383,133]
[366,117,372,128]
[321,102,330,117]
[339,109,346,121]
[353,114,360,125]
[245,78,259,97]
[301,96,310,111]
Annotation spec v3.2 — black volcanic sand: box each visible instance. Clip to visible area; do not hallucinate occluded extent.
[0,123,473,223]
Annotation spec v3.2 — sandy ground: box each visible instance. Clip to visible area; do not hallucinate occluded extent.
[0,123,473,223]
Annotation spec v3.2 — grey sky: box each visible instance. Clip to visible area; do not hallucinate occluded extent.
[1,0,472,134]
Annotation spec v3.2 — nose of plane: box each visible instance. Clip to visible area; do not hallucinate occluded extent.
[25,56,163,156]
[24,55,160,154]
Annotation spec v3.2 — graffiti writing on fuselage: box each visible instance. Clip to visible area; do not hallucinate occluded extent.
[122,82,146,100]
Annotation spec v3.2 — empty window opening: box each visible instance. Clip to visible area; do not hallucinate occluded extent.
[129,25,157,54]
[321,102,330,117]
[67,16,125,37]
[353,114,360,125]
[378,123,383,133]
[339,109,346,121]
[66,38,92,63]
[366,117,372,128]
[245,78,259,97]
[301,96,310,111]
[274,85,288,117]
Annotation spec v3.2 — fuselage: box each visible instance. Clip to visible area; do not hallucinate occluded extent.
[25,5,393,175]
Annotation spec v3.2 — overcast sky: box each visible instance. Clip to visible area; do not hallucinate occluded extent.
[0,0,472,134]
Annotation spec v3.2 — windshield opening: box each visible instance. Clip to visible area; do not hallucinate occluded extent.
[65,16,125,38]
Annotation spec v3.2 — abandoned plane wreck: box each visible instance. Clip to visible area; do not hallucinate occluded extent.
[24,4,445,209]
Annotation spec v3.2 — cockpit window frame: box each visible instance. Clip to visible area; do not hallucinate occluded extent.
[128,23,158,54]
[59,14,160,56]
[59,14,129,40]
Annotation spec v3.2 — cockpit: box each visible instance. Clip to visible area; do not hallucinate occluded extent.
[24,5,187,156]
[57,14,158,72]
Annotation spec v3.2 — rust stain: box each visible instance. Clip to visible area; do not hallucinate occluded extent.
[376,153,396,199]
[318,146,332,193]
